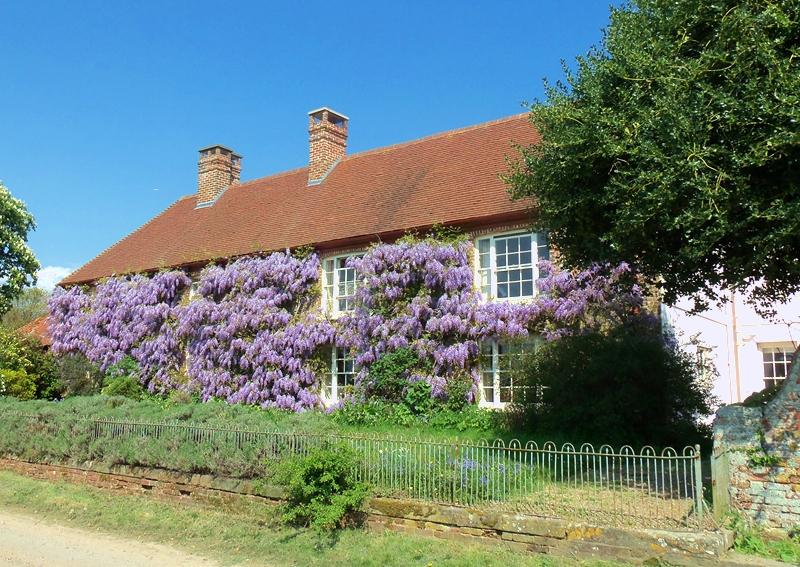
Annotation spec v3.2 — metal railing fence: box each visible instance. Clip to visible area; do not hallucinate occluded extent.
[0,413,706,530]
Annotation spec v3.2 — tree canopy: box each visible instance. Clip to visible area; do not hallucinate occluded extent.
[0,183,39,314]
[1,287,49,330]
[507,0,800,309]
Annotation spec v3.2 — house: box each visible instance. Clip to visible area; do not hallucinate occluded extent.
[17,315,52,348]
[58,108,544,407]
[662,294,799,406]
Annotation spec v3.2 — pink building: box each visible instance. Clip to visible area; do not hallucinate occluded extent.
[662,293,800,405]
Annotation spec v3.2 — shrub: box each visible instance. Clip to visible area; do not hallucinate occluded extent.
[517,324,715,446]
[101,356,146,400]
[0,327,60,399]
[365,347,420,403]
[102,376,146,400]
[0,369,36,400]
[272,443,368,533]
[56,354,104,397]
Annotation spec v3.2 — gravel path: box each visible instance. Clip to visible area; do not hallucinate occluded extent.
[0,510,219,567]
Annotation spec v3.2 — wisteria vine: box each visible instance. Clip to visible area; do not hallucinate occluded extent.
[49,240,644,410]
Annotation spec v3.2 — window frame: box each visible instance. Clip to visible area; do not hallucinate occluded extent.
[323,346,356,403]
[474,230,547,302]
[479,338,539,408]
[321,252,362,315]
[759,344,796,389]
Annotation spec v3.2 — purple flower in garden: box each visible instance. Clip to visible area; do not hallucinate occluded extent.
[49,237,644,411]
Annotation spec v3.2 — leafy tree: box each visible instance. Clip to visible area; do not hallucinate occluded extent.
[507,1,800,309]
[1,287,49,330]
[0,327,60,399]
[0,183,39,314]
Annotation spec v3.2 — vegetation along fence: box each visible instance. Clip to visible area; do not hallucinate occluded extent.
[2,414,708,530]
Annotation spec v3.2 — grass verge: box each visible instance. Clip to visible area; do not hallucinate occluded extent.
[731,515,800,565]
[0,470,628,567]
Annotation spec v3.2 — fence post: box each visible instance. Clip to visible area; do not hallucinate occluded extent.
[693,444,704,526]
[711,444,730,522]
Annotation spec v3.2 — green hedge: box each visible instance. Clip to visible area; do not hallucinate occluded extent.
[0,395,336,479]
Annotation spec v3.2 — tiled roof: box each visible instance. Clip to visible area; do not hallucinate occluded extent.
[17,315,52,347]
[62,113,537,285]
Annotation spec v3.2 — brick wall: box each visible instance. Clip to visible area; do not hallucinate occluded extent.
[713,355,800,530]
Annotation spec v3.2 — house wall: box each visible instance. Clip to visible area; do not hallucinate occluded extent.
[662,292,800,405]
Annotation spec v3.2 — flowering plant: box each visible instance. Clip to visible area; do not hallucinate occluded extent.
[49,236,643,410]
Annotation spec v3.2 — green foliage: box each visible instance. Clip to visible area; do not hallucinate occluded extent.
[516,325,714,446]
[0,183,39,315]
[330,397,498,433]
[365,347,421,403]
[397,223,468,246]
[731,513,800,564]
[741,383,783,407]
[506,0,800,310]
[0,326,60,399]
[1,287,49,330]
[56,354,104,397]
[0,368,36,400]
[102,376,146,400]
[272,443,368,533]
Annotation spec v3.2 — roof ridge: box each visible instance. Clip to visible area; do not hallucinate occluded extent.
[345,112,529,160]
[62,196,191,285]
[218,113,529,191]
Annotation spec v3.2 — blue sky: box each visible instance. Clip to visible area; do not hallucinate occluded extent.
[0,1,614,289]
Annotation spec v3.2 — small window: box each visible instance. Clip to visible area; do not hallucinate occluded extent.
[188,281,201,301]
[475,232,548,301]
[323,347,356,402]
[761,345,795,389]
[480,339,539,407]
[323,253,361,314]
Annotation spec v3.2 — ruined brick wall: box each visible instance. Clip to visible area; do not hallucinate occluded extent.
[713,355,800,530]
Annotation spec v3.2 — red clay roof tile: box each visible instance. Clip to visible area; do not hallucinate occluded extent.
[62,114,538,285]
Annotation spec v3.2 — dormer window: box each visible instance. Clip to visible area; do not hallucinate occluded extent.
[475,231,549,301]
[322,253,361,314]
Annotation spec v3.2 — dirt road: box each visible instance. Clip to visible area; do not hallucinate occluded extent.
[0,510,219,567]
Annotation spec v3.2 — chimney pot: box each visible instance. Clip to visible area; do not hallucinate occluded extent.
[308,107,348,185]
[197,145,241,206]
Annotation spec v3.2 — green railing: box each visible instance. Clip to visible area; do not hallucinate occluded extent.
[1,413,707,530]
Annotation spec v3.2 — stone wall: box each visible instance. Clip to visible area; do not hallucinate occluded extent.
[0,457,731,565]
[713,355,800,530]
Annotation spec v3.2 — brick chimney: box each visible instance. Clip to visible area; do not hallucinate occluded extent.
[197,145,241,205]
[308,107,348,185]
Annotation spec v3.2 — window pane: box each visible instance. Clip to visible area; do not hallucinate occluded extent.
[519,237,531,252]
[521,268,533,281]
[497,271,508,283]
[775,352,785,362]
[520,251,532,265]
[522,281,533,297]
[509,269,520,282]
[508,253,520,267]
[763,351,773,362]
[507,238,519,253]
[497,255,506,268]
[510,282,521,297]
[776,364,786,377]
[478,238,490,255]
[764,363,774,378]
[496,240,506,254]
